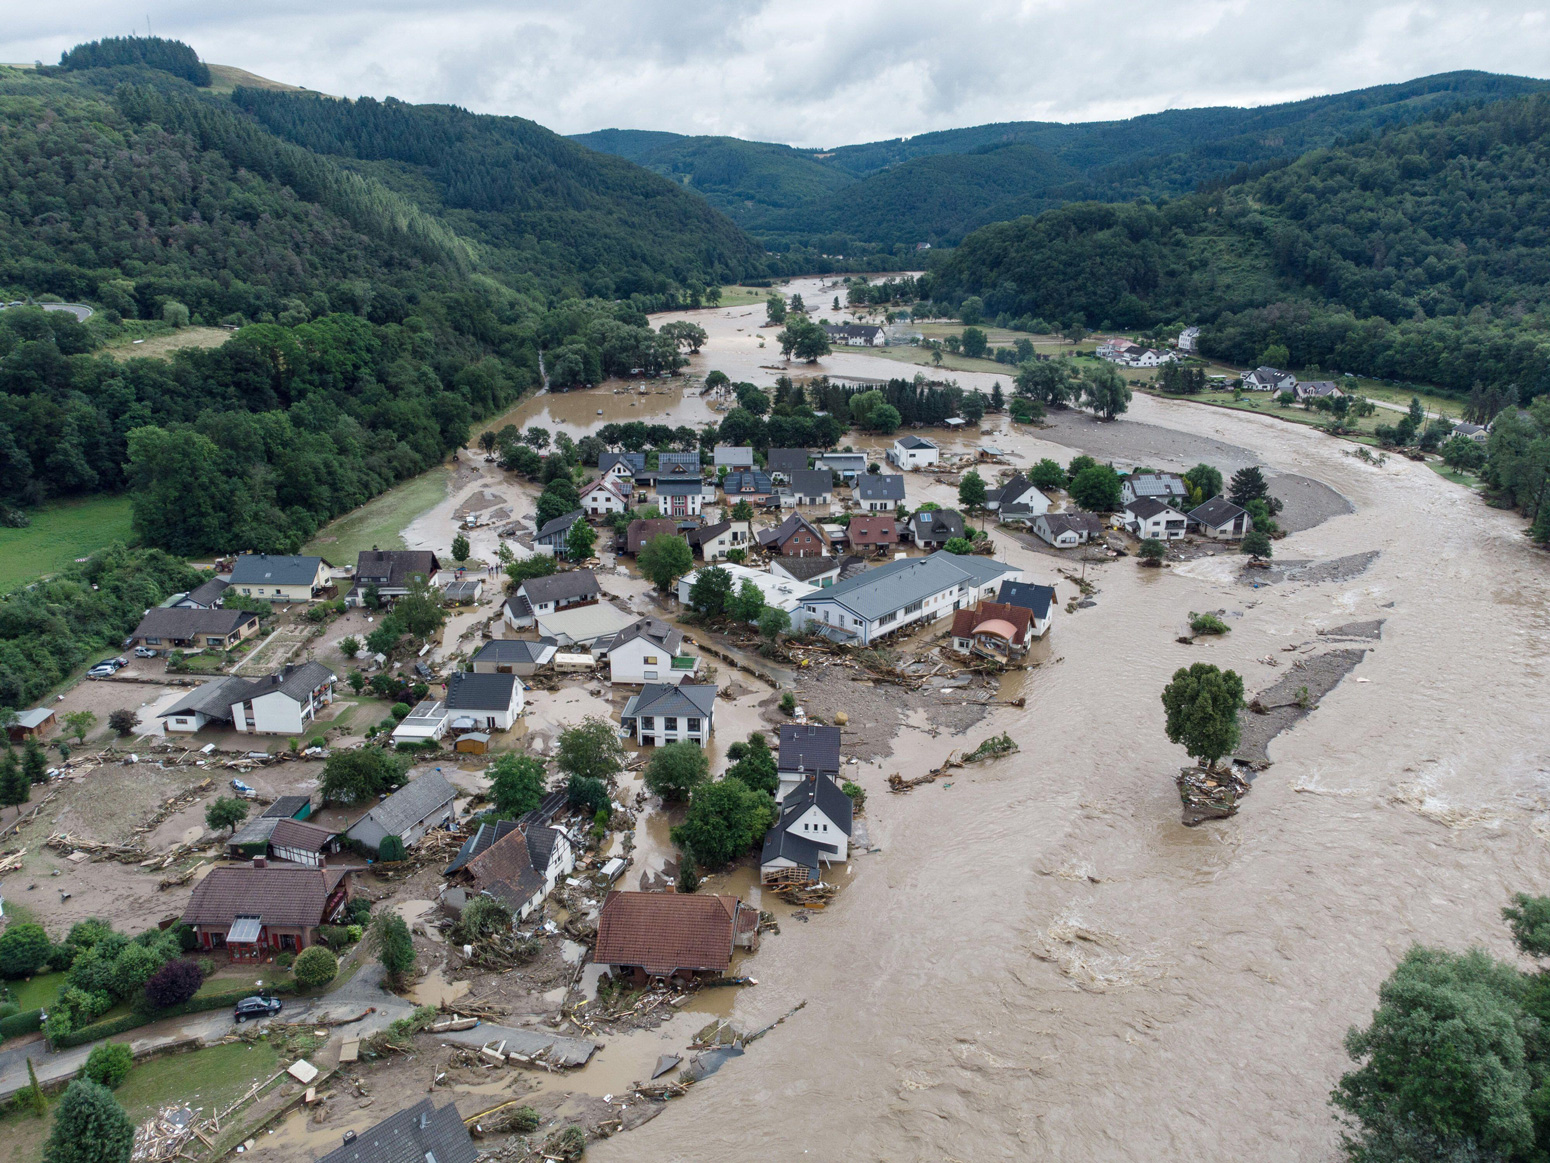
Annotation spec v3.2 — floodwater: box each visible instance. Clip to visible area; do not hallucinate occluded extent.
[587,333,1550,1159]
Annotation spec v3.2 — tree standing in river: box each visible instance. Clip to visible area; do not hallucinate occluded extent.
[1161,663,1244,771]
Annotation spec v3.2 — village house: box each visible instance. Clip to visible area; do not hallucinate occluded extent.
[949,600,1035,664]
[777,722,842,801]
[786,468,833,506]
[888,434,940,470]
[655,450,702,476]
[472,638,557,677]
[443,818,574,921]
[655,476,706,517]
[347,549,439,607]
[720,469,775,503]
[713,445,755,471]
[814,451,867,481]
[796,553,1021,646]
[1188,496,1252,540]
[5,708,55,743]
[1124,496,1189,540]
[597,617,700,685]
[1294,380,1344,402]
[1453,421,1490,443]
[856,473,906,512]
[158,662,336,736]
[599,451,646,482]
[985,474,1050,516]
[1030,510,1104,548]
[315,1100,478,1163]
[345,770,458,852]
[997,580,1057,639]
[534,510,586,557]
[761,770,855,886]
[228,554,331,603]
[594,891,758,984]
[621,682,718,747]
[908,508,966,549]
[1243,366,1296,393]
[389,699,451,747]
[129,607,260,654]
[821,322,886,347]
[1178,326,1201,353]
[226,816,339,868]
[169,577,230,609]
[618,517,682,556]
[1119,472,1188,506]
[687,519,752,561]
[579,476,630,516]
[758,512,831,557]
[443,671,525,731]
[845,513,900,554]
[182,862,351,959]
[535,602,636,650]
[770,556,841,588]
[764,448,810,483]
[504,570,599,630]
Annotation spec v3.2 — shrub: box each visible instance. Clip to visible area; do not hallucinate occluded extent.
[317,925,351,949]
[566,774,609,816]
[391,702,411,720]
[346,924,363,943]
[275,952,294,969]
[377,835,407,862]
[293,946,338,989]
[0,1008,43,1039]
[779,692,797,715]
[82,1041,134,1088]
[107,709,138,736]
[842,780,867,811]
[143,960,203,1010]
[1189,612,1230,635]
[345,898,374,925]
[44,1080,134,1163]
[454,897,512,945]
[0,923,52,979]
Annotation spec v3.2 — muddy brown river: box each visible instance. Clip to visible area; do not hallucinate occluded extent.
[564,280,1550,1162]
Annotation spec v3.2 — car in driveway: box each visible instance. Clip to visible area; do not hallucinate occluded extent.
[234,995,282,1022]
[87,664,118,679]
[133,646,158,658]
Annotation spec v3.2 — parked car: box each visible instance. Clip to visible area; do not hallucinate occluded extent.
[233,995,282,1022]
[96,657,128,669]
[87,664,118,679]
[230,778,257,799]
[133,647,158,658]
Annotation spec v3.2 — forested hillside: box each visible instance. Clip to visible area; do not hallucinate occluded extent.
[0,43,767,559]
[932,95,1550,396]
[577,72,1550,253]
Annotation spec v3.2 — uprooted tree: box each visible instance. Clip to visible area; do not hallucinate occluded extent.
[1161,663,1245,770]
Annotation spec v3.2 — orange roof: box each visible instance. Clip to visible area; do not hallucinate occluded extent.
[594,891,741,975]
[950,600,1034,645]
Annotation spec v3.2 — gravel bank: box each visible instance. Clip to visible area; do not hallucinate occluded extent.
[1240,550,1380,586]
[1236,648,1371,766]
[763,667,992,762]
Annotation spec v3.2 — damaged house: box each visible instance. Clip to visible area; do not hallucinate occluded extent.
[593,891,759,984]
[443,819,575,921]
[948,600,1035,664]
[760,770,855,887]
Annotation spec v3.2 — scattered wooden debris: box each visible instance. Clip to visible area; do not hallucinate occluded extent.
[1176,765,1251,826]
[130,1105,198,1162]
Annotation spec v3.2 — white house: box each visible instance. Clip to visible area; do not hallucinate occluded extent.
[580,476,629,516]
[621,683,718,747]
[505,570,599,630]
[655,477,706,517]
[677,562,817,617]
[1293,380,1344,402]
[599,452,646,482]
[1030,511,1104,548]
[821,323,885,347]
[814,452,867,482]
[887,435,940,470]
[1124,497,1188,540]
[855,473,905,512]
[1187,496,1252,540]
[771,556,841,588]
[346,771,457,852]
[1243,366,1296,393]
[1453,421,1490,444]
[471,638,558,676]
[687,520,753,562]
[158,662,337,736]
[776,723,842,802]
[598,617,700,685]
[760,771,854,885]
[713,445,755,471]
[786,469,833,507]
[1120,473,1188,506]
[444,820,575,921]
[228,555,331,603]
[795,553,1020,646]
[442,671,525,732]
[1178,326,1201,353]
[984,474,1049,515]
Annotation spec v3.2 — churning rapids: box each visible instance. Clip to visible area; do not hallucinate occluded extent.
[569,279,1550,1162]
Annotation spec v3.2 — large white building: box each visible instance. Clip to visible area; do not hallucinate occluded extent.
[676,562,817,617]
[887,435,940,470]
[159,662,337,735]
[795,554,1020,646]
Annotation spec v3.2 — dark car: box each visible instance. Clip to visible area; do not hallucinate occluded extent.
[234,995,282,1022]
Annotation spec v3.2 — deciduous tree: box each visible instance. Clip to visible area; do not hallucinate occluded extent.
[1160,663,1245,769]
[639,534,693,593]
[671,779,775,869]
[644,742,709,803]
[556,717,625,785]
[489,753,546,818]
[204,796,248,836]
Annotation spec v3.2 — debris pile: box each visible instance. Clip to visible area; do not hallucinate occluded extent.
[889,733,1019,793]
[1175,765,1251,826]
[130,1105,200,1162]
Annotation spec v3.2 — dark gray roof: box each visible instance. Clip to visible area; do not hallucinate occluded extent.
[1188,496,1249,526]
[473,638,558,665]
[779,771,854,837]
[356,772,457,837]
[243,661,336,704]
[444,671,520,711]
[261,795,313,820]
[759,513,828,548]
[600,451,646,474]
[445,818,520,874]
[655,477,704,496]
[160,676,248,722]
[184,578,230,606]
[688,520,731,545]
[778,723,842,776]
[990,474,1035,504]
[1038,510,1104,535]
[519,569,599,606]
[997,580,1056,620]
[353,550,439,588]
[658,451,702,473]
[909,509,965,541]
[316,1098,478,1163]
[787,469,832,497]
[1123,473,1187,498]
[895,435,937,450]
[857,474,905,501]
[162,663,334,721]
[535,510,584,540]
[1125,496,1184,520]
[606,616,683,655]
[624,682,718,721]
[760,825,831,871]
[816,452,866,467]
[722,470,773,493]
[133,607,256,640]
[229,555,325,587]
[773,556,840,582]
[765,449,810,477]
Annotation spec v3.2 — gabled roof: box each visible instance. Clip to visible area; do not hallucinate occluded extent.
[353,772,457,836]
[268,819,335,853]
[444,671,520,712]
[815,451,866,466]
[909,509,965,540]
[353,550,439,588]
[895,435,937,450]
[183,865,347,929]
[1125,496,1185,520]
[857,474,906,501]
[722,470,773,493]
[184,578,230,606]
[600,451,646,474]
[846,514,899,544]
[244,661,336,705]
[606,616,684,655]
[535,509,584,540]
[160,676,249,722]
[772,556,840,583]
[1188,496,1249,526]
[261,795,313,820]
[1038,510,1104,535]
[779,771,854,836]
[713,445,754,465]
[624,518,681,553]
[229,555,326,587]
[624,682,718,721]
[316,1098,478,1163]
[765,449,810,477]
[594,891,741,974]
[778,723,842,775]
[657,451,702,473]
[519,569,599,606]
[461,823,562,912]
[473,638,558,665]
[760,826,831,872]
[654,477,704,496]
[990,474,1041,505]
[1123,472,1187,497]
[997,580,1056,620]
[132,607,256,640]
[688,520,731,545]
[581,476,628,500]
[758,513,829,548]
[950,600,1033,645]
[787,469,832,497]
[445,819,521,874]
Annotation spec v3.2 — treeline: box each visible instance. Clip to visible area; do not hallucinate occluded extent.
[58,36,210,86]
[0,546,203,710]
[933,95,1550,398]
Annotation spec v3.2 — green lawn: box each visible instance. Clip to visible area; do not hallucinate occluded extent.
[1429,462,1484,489]
[0,495,134,589]
[115,1040,281,1124]
[304,468,450,561]
[716,285,773,308]
[7,972,65,1012]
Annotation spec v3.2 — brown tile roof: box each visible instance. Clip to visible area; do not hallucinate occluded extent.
[625,518,681,555]
[462,826,545,912]
[950,600,1034,645]
[268,819,335,853]
[847,514,899,545]
[181,866,346,929]
[594,891,741,975]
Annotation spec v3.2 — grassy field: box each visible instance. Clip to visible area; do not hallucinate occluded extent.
[105,325,231,362]
[0,495,134,589]
[304,468,450,561]
[6,972,65,1012]
[116,1041,282,1123]
[716,285,775,308]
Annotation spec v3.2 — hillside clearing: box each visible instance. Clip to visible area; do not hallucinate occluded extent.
[0,494,134,589]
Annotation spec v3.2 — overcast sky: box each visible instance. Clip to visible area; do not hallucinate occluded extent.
[6,1,1550,147]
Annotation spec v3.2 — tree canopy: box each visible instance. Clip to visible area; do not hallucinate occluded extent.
[1160,663,1245,769]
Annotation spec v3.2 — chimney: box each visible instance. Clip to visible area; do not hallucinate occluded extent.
[253,856,267,868]
[342,1131,357,1145]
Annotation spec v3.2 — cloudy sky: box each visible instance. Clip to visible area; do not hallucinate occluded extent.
[6,1,1550,147]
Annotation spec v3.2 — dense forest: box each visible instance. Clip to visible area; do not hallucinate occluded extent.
[932,95,1550,397]
[575,72,1550,253]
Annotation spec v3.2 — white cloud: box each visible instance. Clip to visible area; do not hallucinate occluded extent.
[5,0,1549,146]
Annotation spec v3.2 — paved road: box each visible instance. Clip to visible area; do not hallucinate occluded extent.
[0,301,93,322]
[0,959,414,1101]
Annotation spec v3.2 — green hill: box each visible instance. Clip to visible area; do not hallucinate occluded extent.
[574,72,1550,251]
[931,94,1550,396]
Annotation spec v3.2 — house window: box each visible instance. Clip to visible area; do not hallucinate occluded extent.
[687,717,701,733]
[644,655,658,665]
[904,600,923,615]
[640,717,654,731]
[664,717,678,732]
